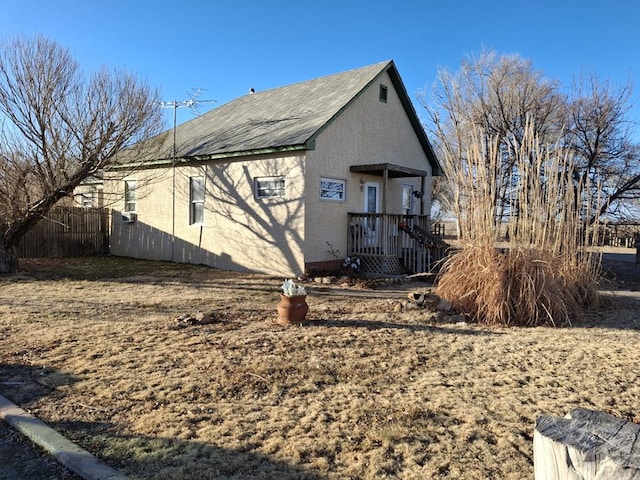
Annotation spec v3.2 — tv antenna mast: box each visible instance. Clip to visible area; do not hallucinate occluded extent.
[160,88,217,159]
[159,88,216,263]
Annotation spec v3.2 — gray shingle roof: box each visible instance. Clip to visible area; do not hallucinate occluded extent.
[163,61,391,158]
[125,60,440,174]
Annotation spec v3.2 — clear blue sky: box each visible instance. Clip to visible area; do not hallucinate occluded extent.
[2,0,639,133]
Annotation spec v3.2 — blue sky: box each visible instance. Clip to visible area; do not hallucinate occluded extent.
[2,0,639,133]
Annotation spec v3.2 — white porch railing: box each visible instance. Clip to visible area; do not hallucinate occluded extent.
[347,213,447,275]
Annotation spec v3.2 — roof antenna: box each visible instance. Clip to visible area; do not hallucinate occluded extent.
[160,88,217,158]
[159,89,216,264]
[160,88,216,125]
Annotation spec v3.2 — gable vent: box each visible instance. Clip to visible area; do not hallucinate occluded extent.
[379,84,388,103]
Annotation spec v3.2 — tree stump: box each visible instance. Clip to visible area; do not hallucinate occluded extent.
[534,408,640,479]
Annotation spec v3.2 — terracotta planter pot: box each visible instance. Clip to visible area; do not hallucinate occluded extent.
[277,294,308,325]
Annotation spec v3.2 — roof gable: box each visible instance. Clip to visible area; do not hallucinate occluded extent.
[136,61,441,174]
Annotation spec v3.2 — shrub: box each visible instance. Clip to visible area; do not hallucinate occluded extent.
[437,244,599,326]
[435,123,602,326]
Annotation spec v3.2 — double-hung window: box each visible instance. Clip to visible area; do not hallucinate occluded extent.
[190,176,205,224]
[124,180,137,212]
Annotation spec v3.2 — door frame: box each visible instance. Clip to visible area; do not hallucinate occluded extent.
[363,181,380,247]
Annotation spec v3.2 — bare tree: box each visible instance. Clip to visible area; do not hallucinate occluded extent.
[0,35,164,272]
[421,49,639,229]
[565,73,640,221]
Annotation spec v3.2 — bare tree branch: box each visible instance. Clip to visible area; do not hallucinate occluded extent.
[419,49,639,227]
[0,35,164,272]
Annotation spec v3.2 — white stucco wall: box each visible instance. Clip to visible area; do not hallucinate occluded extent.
[107,152,307,276]
[303,70,433,267]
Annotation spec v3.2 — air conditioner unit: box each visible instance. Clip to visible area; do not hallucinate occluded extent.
[122,212,138,223]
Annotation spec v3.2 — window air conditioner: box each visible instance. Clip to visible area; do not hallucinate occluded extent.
[122,212,138,223]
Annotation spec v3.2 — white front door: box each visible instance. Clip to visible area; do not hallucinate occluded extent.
[363,182,379,246]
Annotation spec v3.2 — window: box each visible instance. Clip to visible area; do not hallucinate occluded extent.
[76,187,96,208]
[190,176,205,224]
[379,84,388,103]
[124,180,136,212]
[320,177,346,201]
[255,176,285,198]
[82,189,96,208]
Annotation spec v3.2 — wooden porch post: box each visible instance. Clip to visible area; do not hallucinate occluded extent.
[382,168,389,214]
[420,176,427,215]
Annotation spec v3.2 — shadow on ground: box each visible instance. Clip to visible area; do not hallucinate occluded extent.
[0,363,325,480]
[0,419,83,480]
[313,318,505,336]
[0,364,83,480]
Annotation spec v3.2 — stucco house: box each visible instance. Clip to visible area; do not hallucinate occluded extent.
[105,60,442,277]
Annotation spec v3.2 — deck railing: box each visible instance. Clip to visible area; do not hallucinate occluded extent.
[347,213,447,275]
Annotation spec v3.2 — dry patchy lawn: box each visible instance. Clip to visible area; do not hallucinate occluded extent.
[1,257,639,479]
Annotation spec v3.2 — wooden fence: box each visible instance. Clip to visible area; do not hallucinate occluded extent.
[13,207,110,258]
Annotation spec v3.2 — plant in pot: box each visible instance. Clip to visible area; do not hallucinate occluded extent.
[277,279,308,326]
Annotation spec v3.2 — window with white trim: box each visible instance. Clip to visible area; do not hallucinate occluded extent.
[83,188,96,208]
[320,177,346,201]
[124,180,137,212]
[190,176,205,224]
[77,187,97,208]
[255,176,285,198]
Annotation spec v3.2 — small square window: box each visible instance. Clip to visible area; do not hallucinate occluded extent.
[255,176,285,198]
[82,190,96,208]
[320,177,346,202]
[77,187,96,208]
[379,84,388,103]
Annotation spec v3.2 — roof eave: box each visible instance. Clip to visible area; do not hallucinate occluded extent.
[350,163,431,178]
[386,63,443,176]
[106,144,311,171]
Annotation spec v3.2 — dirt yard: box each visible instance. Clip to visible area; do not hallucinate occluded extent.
[1,255,639,479]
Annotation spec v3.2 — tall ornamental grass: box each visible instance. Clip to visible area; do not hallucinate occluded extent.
[436,125,602,326]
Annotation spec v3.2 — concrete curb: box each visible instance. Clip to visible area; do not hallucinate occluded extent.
[0,394,128,480]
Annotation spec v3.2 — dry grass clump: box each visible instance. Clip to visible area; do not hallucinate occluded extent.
[436,245,599,326]
[436,124,602,326]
